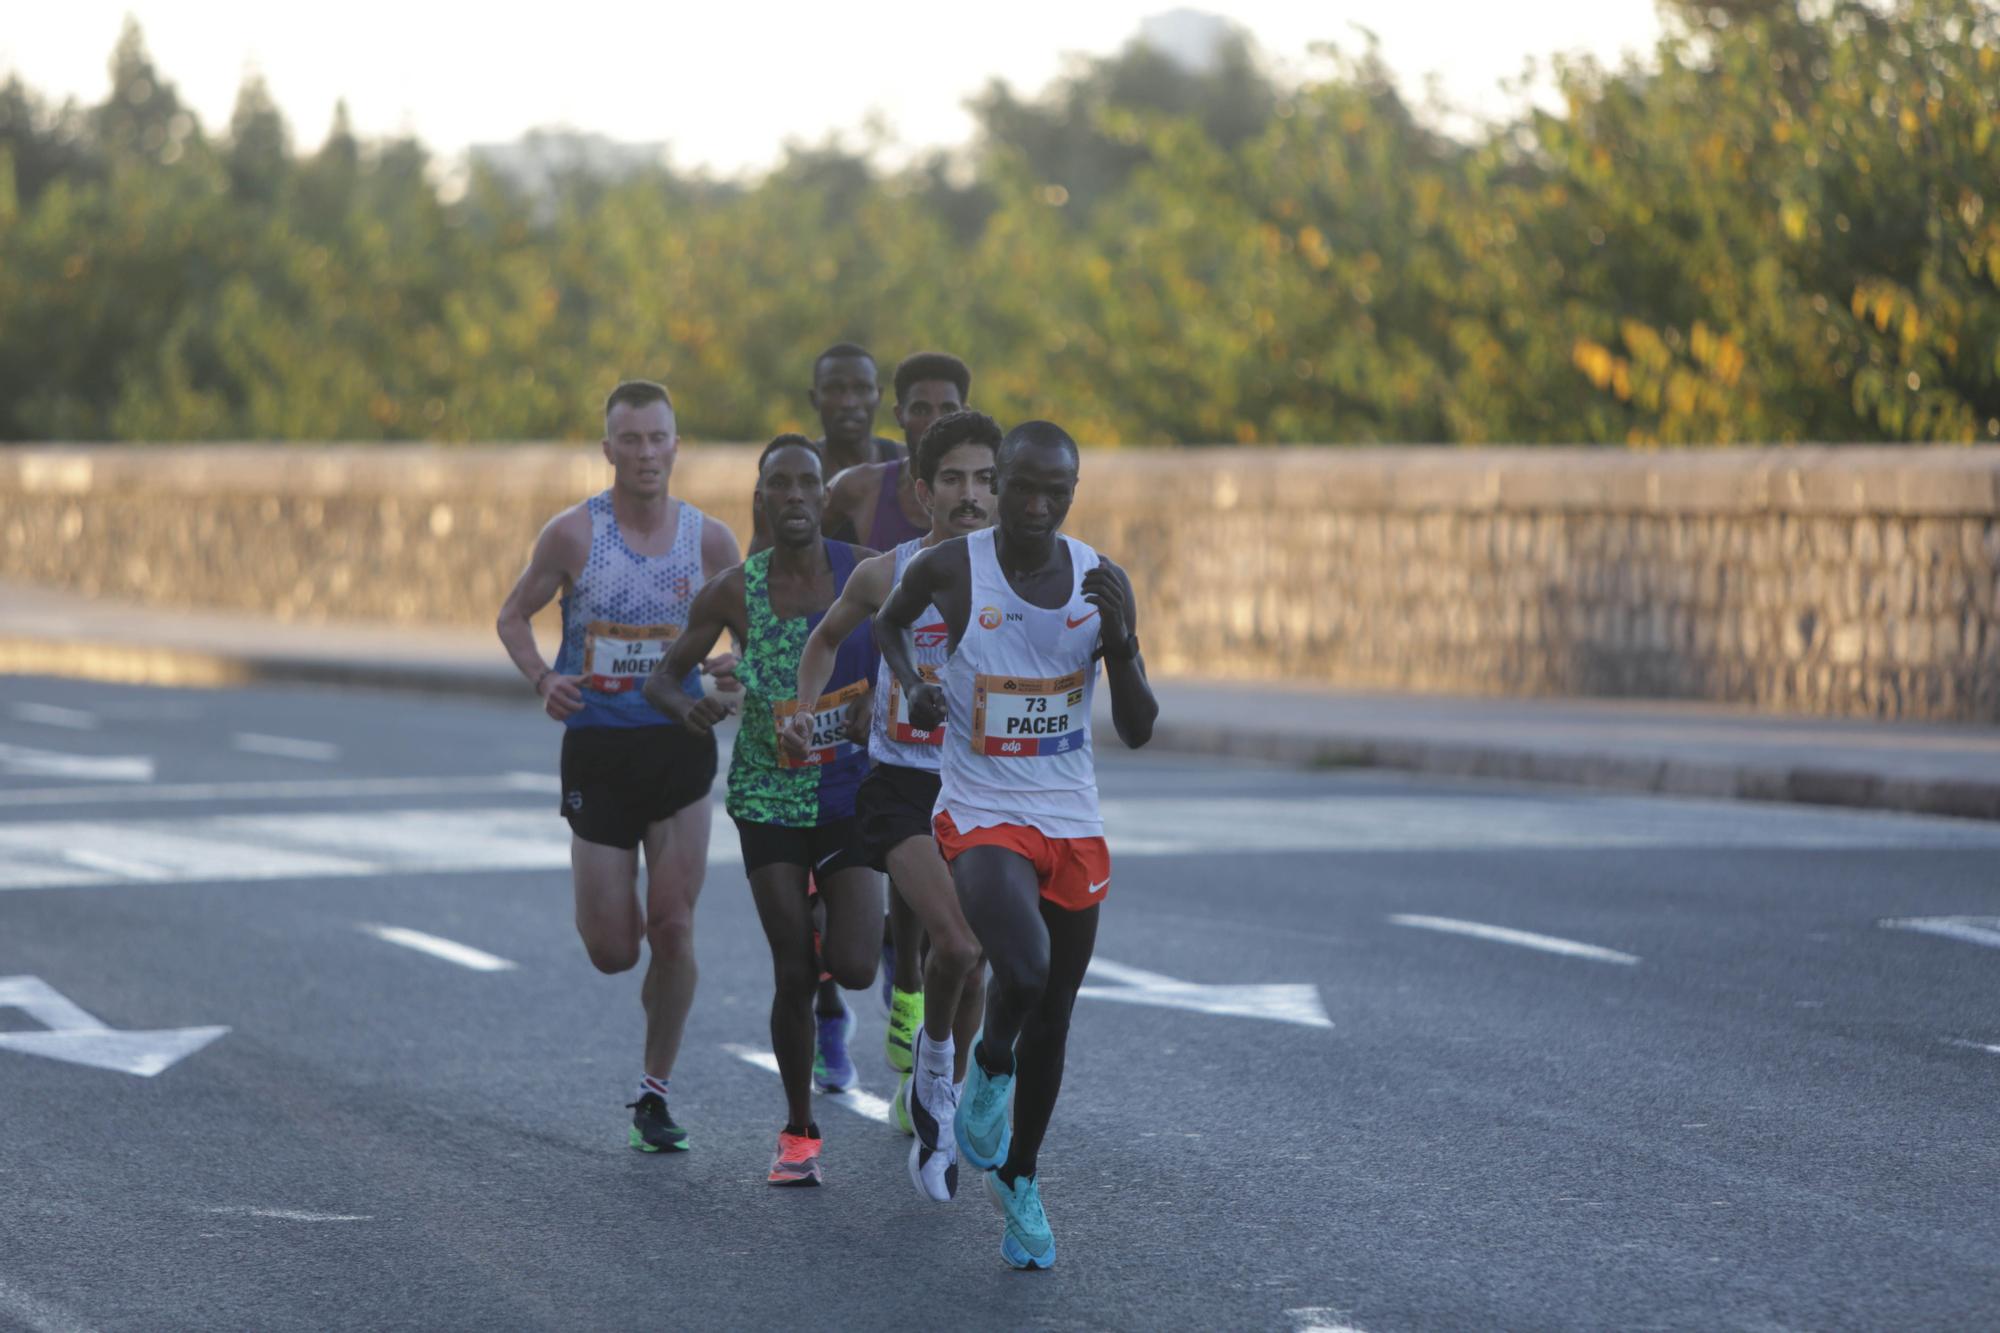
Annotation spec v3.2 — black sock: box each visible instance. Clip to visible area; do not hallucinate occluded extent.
[783,1122,822,1139]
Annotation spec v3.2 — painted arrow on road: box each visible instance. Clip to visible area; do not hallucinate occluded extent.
[0,976,228,1077]
[1079,958,1332,1029]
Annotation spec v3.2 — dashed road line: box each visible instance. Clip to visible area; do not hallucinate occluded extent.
[359,924,517,972]
[231,733,340,762]
[1388,914,1640,965]
[724,1043,893,1124]
[0,743,152,783]
[1881,916,2000,950]
[202,1206,373,1223]
[8,702,98,730]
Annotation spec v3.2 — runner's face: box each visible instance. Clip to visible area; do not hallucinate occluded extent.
[996,442,1076,543]
[757,446,826,549]
[809,356,880,448]
[601,401,676,496]
[916,444,996,538]
[894,378,965,452]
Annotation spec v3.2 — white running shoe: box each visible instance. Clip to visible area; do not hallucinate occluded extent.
[905,1060,960,1201]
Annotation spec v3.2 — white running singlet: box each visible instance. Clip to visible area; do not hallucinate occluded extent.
[936,526,1103,839]
[869,537,951,771]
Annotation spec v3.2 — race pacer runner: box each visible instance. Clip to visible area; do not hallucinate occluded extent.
[496,379,741,1153]
[876,420,1157,1267]
[784,410,999,1201]
[646,434,883,1187]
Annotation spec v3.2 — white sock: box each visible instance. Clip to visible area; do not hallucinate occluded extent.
[639,1074,670,1101]
[917,1031,954,1078]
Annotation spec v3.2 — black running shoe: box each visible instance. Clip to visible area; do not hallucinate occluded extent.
[627,1092,689,1152]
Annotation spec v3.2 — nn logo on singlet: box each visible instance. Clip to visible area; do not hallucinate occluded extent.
[977,606,1023,630]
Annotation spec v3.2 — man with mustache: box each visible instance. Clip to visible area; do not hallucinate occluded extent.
[646,435,882,1187]
[496,379,740,1154]
[876,420,1158,1267]
[784,410,999,1201]
[818,351,973,1086]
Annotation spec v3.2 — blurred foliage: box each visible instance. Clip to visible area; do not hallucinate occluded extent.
[1,3,1996,445]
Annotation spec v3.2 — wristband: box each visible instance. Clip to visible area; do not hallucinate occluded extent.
[534,667,555,694]
[1099,633,1139,663]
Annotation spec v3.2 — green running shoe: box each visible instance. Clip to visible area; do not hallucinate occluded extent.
[987,1171,1055,1270]
[626,1092,689,1152]
[953,1043,1012,1170]
[885,988,923,1073]
[893,1071,914,1136]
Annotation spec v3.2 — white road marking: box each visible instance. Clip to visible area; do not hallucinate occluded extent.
[1080,957,1332,1028]
[0,742,153,783]
[62,847,172,881]
[0,975,228,1077]
[1287,1308,1368,1333]
[231,733,340,762]
[0,771,555,808]
[202,1207,373,1223]
[724,1043,893,1124]
[1945,1038,2000,1056]
[9,702,98,730]
[1881,916,2000,949]
[360,924,517,972]
[0,1276,96,1333]
[0,803,743,892]
[1096,795,2000,852]
[1388,914,1640,965]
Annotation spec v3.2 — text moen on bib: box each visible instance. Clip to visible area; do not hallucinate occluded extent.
[971,669,1088,757]
[775,680,869,769]
[583,621,681,694]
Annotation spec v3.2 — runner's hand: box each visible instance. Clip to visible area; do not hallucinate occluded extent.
[1081,565,1130,650]
[842,687,873,744]
[539,672,585,722]
[908,681,946,732]
[778,709,815,760]
[702,651,740,682]
[684,695,731,735]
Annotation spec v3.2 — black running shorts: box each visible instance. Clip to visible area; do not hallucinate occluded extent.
[854,762,942,871]
[559,724,718,850]
[732,817,872,878]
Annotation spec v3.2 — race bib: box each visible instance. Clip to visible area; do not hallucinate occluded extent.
[971,669,1087,757]
[774,679,869,769]
[886,666,945,746]
[583,621,680,694]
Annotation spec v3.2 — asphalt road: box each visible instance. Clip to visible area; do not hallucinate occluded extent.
[3,677,1999,1331]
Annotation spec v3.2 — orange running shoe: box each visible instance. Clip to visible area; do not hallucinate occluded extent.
[768,1128,824,1186]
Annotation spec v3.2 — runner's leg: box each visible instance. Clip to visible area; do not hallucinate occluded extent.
[952,844,1050,1072]
[997,898,1099,1183]
[885,835,982,1046]
[572,838,643,974]
[638,795,710,1079]
[816,864,887,992]
[747,862,818,1130]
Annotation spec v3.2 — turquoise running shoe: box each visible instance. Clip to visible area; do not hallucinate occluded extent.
[813,999,857,1093]
[953,1045,1012,1170]
[987,1171,1055,1270]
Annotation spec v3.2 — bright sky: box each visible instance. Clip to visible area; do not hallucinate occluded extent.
[1,2,1665,174]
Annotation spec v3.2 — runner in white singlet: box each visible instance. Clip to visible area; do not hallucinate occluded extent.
[875,421,1159,1270]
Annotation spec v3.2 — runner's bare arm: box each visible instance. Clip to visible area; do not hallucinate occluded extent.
[496,508,588,721]
[781,550,896,760]
[699,515,745,682]
[1083,559,1156,749]
[818,466,870,545]
[876,544,951,731]
[643,567,746,733]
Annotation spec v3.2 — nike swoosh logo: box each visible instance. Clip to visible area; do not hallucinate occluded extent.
[816,848,844,869]
[1066,611,1098,629]
[1087,878,1109,895]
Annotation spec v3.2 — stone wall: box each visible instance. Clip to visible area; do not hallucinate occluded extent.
[7,443,2000,720]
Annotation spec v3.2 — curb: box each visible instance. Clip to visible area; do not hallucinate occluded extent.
[9,634,2000,824]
